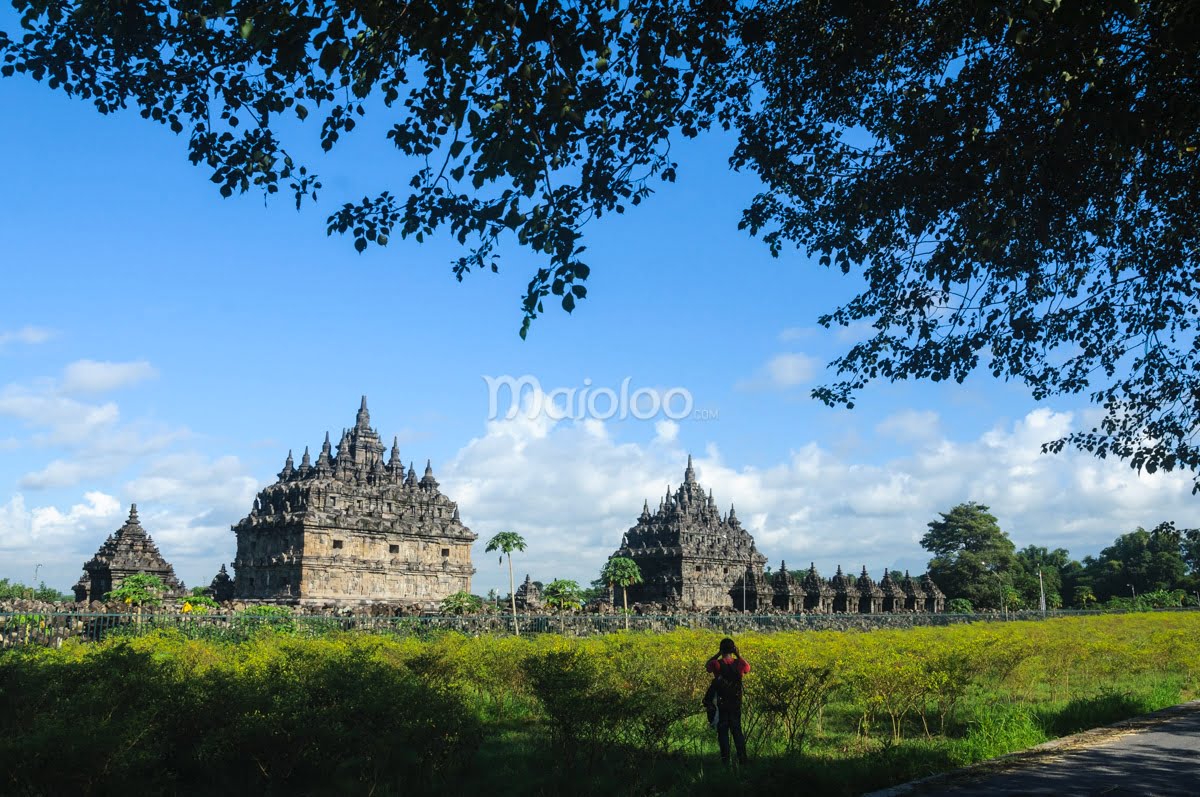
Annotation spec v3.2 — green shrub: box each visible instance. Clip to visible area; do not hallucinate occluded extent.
[0,632,482,794]
[946,598,974,614]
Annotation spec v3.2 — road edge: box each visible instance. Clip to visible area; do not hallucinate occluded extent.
[861,699,1200,797]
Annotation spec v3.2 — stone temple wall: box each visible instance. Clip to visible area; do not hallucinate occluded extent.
[298,523,474,603]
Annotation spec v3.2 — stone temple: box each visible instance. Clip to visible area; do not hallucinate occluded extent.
[611,456,767,608]
[608,457,947,613]
[73,504,186,602]
[232,397,477,606]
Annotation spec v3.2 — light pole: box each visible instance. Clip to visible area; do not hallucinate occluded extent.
[1038,569,1046,617]
[30,563,42,600]
[1128,583,1137,600]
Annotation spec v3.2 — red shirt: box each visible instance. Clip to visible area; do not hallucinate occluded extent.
[706,655,750,676]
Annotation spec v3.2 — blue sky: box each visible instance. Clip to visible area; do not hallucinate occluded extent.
[1,46,1195,597]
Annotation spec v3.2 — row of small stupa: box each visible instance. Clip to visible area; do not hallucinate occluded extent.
[71,399,944,611]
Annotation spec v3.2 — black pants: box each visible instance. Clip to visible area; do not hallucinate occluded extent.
[717,704,746,762]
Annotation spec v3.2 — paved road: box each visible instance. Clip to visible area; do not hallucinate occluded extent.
[870,701,1200,797]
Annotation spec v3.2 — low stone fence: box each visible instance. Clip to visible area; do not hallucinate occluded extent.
[3,605,1195,649]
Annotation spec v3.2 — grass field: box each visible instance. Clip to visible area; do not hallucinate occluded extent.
[2,612,1197,795]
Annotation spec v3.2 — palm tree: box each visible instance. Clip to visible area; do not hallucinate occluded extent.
[542,579,582,633]
[601,556,643,630]
[485,531,527,635]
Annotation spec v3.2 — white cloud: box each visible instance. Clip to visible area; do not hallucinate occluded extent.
[0,326,55,346]
[61,359,158,393]
[0,386,120,440]
[0,361,255,589]
[767,353,818,386]
[442,407,1200,596]
[19,460,95,490]
[778,327,815,342]
[737,352,821,391]
[0,369,190,491]
[876,410,941,442]
[0,492,124,581]
[1,449,260,591]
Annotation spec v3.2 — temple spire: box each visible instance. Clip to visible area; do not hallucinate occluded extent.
[300,446,311,467]
[684,454,696,484]
[315,432,333,471]
[420,459,438,490]
[128,503,139,523]
[280,450,296,479]
[356,395,370,428]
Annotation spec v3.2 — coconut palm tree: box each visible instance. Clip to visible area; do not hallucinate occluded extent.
[485,531,527,635]
[601,556,643,630]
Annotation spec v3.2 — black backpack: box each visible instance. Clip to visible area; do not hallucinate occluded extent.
[712,657,744,704]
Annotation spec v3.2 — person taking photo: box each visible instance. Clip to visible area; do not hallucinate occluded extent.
[703,637,750,766]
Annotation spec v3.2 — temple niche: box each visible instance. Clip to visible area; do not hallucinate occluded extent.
[611,456,768,610]
[73,504,186,602]
[232,397,477,606]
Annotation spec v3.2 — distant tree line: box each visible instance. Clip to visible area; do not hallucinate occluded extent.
[0,579,72,602]
[921,502,1200,611]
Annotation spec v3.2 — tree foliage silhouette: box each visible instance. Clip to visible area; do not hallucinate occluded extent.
[4,1,1199,483]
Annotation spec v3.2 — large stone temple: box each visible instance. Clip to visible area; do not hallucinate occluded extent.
[232,397,477,605]
[611,456,768,608]
[73,504,186,602]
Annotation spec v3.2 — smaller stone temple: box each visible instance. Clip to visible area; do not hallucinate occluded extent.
[769,562,803,612]
[514,574,542,610]
[920,573,947,613]
[879,569,906,613]
[798,563,834,613]
[901,570,928,612]
[73,504,186,602]
[208,564,235,602]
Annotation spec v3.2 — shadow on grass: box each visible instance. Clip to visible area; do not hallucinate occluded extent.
[1036,680,1182,738]
[446,725,959,797]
